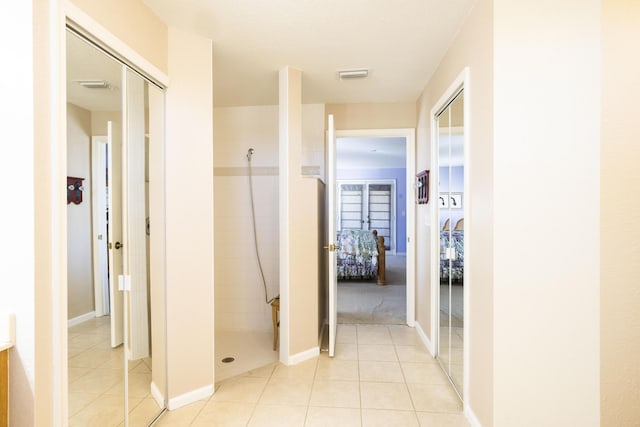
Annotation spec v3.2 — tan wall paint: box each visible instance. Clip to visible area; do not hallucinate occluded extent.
[415,0,494,424]
[290,177,323,354]
[69,0,168,73]
[326,102,416,130]
[165,26,214,403]
[601,0,640,425]
[494,0,600,425]
[91,111,120,136]
[66,103,95,320]
[280,68,321,359]
[302,104,327,180]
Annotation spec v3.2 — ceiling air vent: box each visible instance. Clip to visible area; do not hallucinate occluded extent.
[75,80,111,89]
[337,69,369,80]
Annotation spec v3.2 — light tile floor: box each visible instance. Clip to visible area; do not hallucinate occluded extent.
[155,324,469,427]
[68,316,163,427]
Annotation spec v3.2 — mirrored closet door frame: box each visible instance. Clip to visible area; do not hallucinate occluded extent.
[430,68,470,402]
[66,21,168,426]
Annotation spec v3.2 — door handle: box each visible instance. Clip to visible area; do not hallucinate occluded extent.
[109,241,123,250]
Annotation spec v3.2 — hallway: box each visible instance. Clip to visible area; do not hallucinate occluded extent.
[156,324,468,426]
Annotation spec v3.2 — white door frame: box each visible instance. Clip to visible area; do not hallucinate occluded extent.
[91,136,110,316]
[430,67,470,403]
[335,128,416,326]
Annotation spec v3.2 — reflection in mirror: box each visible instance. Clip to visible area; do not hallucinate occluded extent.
[66,29,127,425]
[66,29,166,425]
[436,89,464,397]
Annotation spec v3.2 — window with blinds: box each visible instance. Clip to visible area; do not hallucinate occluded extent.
[338,181,394,251]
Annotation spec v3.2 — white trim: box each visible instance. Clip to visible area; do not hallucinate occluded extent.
[64,1,169,87]
[465,404,483,427]
[414,321,435,356]
[67,311,96,328]
[334,128,416,327]
[150,381,165,408]
[167,384,214,411]
[429,67,470,401]
[286,346,320,366]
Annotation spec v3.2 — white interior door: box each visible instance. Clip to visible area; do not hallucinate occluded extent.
[91,136,109,316]
[327,114,338,358]
[107,120,124,347]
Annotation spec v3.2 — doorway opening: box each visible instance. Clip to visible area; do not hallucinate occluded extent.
[335,136,409,325]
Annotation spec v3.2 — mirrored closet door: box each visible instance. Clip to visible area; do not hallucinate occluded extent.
[66,28,166,426]
[436,89,464,397]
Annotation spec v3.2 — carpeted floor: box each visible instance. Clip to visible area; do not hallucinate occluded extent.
[337,254,407,324]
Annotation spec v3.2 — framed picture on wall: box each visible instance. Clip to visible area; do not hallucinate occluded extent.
[439,192,463,209]
[438,193,449,208]
[449,192,463,209]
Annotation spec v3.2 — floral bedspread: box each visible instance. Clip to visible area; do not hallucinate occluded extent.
[440,230,464,281]
[336,230,379,280]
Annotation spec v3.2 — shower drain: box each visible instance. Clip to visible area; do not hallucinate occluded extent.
[221,357,235,363]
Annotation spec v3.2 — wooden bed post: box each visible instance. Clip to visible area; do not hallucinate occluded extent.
[373,230,387,285]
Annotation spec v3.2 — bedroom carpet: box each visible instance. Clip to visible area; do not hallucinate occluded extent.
[338,254,406,324]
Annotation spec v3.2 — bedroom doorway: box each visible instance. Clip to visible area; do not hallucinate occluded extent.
[332,129,416,328]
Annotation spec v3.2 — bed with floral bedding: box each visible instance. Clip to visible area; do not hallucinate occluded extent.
[336,229,386,285]
[440,230,464,281]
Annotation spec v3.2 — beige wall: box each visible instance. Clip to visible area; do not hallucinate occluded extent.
[91,110,120,136]
[601,0,640,425]
[302,104,327,180]
[326,102,416,130]
[66,103,95,320]
[165,26,215,405]
[415,0,494,424]
[280,68,322,359]
[213,106,280,333]
[493,0,600,425]
[69,0,168,74]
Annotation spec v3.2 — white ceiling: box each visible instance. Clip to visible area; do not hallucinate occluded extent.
[144,0,476,107]
[337,137,406,169]
[66,31,123,112]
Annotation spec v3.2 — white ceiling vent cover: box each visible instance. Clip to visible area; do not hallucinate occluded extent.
[337,69,369,79]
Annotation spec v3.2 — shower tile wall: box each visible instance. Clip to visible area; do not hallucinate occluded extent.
[214,174,279,331]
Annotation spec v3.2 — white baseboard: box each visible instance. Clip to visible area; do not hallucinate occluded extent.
[284,346,320,366]
[167,384,213,410]
[414,321,434,356]
[150,381,165,408]
[465,403,483,427]
[67,311,96,328]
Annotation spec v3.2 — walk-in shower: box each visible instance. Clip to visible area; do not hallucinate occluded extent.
[214,147,280,381]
